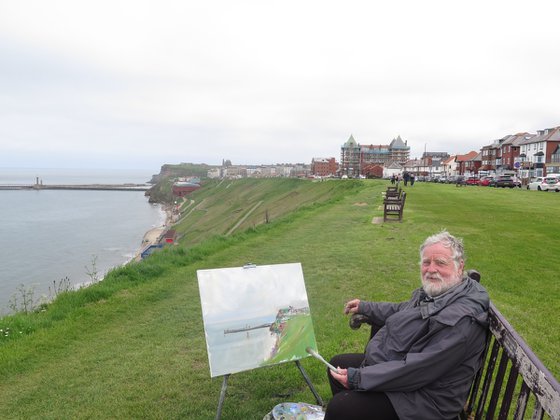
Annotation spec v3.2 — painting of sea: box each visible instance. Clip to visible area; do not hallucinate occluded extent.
[197,262,318,378]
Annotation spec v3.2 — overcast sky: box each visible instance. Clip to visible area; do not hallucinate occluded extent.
[1,0,559,171]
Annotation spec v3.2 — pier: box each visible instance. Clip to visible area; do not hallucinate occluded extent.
[223,323,273,335]
[0,184,151,191]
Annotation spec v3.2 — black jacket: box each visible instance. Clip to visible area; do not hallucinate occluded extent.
[349,277,489,419]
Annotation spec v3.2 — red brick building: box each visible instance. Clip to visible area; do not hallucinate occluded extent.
[456,151,481,175]
[311,157,338,177]
[499,133,533,171]
[362,164,384,178]
[172,180,200,197]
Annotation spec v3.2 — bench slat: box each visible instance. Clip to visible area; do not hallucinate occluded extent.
[475,339,501,419]
[487,350,510,417]
[499,364,519,419]
[489,304,560,418]
[513,381,530,420]
[530,400,544,420]
[465,336,492,416]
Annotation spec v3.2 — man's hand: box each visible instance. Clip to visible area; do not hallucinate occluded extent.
[330,367,349,388]
[344,299,361,315]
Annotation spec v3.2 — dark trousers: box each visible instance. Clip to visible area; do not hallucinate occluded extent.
[324,353,399,420]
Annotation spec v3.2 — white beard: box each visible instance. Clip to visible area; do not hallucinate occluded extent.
[422,272,461,297]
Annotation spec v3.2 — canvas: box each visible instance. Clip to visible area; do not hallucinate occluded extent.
[197,262,318,378]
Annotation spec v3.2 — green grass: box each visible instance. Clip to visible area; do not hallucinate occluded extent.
[0,180,558,419]
[173,178,361,247]
[264,314,316,366]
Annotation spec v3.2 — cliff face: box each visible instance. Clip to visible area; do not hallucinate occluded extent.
[146,163,215,204]
[151,163,215,182]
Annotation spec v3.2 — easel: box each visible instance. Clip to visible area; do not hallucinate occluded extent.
[198,263,324,419]
[215,360,324,420]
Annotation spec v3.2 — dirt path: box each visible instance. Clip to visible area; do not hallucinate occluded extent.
[225,200,263,236]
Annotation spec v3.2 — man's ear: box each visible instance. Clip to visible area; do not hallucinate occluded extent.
[458,259,465,274]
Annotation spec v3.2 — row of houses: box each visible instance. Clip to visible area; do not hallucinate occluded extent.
[208,163,312,179]
[399,126,560,180]
[311,125,560,179]
[193,125,559,184]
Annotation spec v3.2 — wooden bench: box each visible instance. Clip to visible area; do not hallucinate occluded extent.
[385,186,401,199]
[461,302,560,419]
[383,191,406,222]
[349,271,560,419]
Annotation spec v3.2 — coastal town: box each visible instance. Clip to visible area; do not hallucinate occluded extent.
[138,124,560,259]
[168,124,560,186]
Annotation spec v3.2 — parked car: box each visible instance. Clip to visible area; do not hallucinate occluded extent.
[466,177,480,185]
[479,176,494,186]
[527,176,559,191]
[454,175,466,185]
[494,175,516,188]
[527,177,544,190]
[544,177,560,192]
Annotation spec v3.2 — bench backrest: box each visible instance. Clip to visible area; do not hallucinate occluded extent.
[384,191,406,205]
[385,186,401,198]
[462,303,560,419]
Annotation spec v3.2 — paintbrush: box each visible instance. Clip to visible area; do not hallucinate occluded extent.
[305,346,340,374]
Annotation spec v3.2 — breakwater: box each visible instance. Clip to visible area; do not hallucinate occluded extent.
[0,184,150,191]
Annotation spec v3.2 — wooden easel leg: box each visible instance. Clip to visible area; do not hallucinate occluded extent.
[215,374,230,420]
[295,360,324,407]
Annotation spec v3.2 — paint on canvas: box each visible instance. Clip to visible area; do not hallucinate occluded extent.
[197,262,318,378]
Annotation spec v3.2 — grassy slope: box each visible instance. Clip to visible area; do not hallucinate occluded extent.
[174,178,356,247]
[0,180,558,419]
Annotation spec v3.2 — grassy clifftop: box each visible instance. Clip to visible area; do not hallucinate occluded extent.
[0,179,558,419]
[173,178,363,247]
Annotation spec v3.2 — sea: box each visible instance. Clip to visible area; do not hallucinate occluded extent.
[203,314,278,377]
[0,167,166,316]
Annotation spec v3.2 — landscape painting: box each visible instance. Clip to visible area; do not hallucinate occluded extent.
[197,262,317,378]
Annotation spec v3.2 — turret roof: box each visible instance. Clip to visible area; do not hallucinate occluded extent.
[343,134,359,148]
[389,135,409,150]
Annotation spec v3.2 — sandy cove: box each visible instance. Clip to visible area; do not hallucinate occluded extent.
[133,204,174,261]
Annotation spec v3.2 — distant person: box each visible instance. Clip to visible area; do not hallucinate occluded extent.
[410,174,415,186]
[390,174,396,185]
[403,171,410,186]
[324,231,489,420]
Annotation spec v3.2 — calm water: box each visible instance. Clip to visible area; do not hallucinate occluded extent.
[203,315,277,377]
[0,168,165,315]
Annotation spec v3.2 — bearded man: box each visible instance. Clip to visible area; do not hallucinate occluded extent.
[324,231,489,420]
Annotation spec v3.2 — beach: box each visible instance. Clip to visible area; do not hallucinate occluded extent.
[133,204,175,261]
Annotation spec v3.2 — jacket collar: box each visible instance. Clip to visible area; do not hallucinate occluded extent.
[417,277,489,325]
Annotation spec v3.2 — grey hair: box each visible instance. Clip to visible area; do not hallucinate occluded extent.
[420,230,465,267]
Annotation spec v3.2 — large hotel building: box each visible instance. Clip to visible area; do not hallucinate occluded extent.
[340,134,410,177]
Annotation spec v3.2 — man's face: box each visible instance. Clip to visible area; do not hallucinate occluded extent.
[421,243,464,297]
